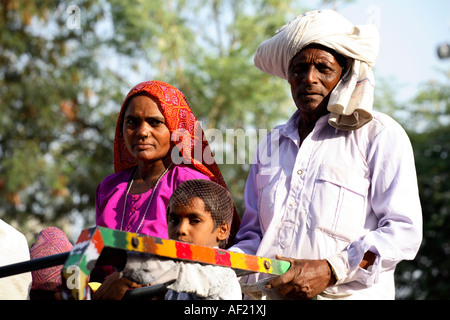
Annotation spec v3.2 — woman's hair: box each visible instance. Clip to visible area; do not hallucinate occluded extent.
[168,179,234,247]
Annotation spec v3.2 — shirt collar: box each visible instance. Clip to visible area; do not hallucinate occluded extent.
[279,110,331,143]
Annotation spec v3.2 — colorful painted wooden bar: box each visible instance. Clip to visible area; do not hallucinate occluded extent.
[62,227,105,300]
[62,227,291,300]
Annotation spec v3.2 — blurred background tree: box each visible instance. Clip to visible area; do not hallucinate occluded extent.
[1,0,448,299]
[393,70,450,299]
[1,0,307,240]
[0,0,122,237]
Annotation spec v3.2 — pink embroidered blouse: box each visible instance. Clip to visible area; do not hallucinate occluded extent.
[95,165,211,239]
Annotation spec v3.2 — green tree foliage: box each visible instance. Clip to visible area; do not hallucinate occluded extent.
[394,70,450,299]
[3,0,444,300]
[0,0,122,237]
[104,0,306,211]
[1,0,308,240]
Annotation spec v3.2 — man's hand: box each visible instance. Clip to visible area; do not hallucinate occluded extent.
[266,255,336,300]
[92,271,142,300]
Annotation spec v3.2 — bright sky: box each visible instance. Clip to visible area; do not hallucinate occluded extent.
[96,1,450,104]
[332,0,450,103]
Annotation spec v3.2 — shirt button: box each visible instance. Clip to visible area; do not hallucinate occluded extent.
[289,201,296,208]
[297,169,304,175]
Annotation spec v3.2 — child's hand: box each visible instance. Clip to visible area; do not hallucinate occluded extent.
[92,271,142,300]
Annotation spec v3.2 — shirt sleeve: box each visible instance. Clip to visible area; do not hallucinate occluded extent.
[229,130,281,255]
[229,163,263,255]
[326,121,423,287]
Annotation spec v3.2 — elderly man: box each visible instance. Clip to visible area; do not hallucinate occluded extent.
[231,10,422,299]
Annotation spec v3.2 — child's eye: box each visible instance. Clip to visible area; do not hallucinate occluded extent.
[168,216,180,225]
[190,218,201,224]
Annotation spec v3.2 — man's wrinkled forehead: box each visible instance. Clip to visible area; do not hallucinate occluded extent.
[290,43,348,70]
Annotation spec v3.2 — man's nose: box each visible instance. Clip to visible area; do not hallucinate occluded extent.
[304,65,319,84]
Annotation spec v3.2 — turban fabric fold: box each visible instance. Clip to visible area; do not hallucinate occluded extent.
[254,10,380,130]
[114,80,240,246]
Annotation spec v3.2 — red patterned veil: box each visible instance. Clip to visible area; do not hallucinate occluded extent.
[113,80,240,246]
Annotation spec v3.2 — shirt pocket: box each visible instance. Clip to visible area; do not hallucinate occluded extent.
[256,167,282,233]
[278,220,296,249]
[308,164,369,242]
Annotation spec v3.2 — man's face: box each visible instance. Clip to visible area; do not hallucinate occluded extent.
[288,46,344,116]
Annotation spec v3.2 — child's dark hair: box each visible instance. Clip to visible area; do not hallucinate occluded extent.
[168,179,234,247]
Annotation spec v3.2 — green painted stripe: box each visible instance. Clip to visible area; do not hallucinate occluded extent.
[100,227,129,249]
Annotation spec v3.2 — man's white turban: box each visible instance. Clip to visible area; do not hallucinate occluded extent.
[254,10,380,130]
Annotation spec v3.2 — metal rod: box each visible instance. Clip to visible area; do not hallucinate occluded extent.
[123,280,175,300]
[0,252,70,278]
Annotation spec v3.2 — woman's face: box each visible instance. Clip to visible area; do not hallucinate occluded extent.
[122,94,171,165]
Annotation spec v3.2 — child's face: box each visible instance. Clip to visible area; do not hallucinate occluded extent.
[167,197,229,247]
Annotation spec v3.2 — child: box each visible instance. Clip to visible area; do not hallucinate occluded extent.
[97,179,242,300]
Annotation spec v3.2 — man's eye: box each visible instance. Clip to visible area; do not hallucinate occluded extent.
[291,67,304,74]
[317,63,333,72]
[290,65,308,77]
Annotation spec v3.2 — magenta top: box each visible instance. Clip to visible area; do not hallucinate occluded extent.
[95,165,211,239]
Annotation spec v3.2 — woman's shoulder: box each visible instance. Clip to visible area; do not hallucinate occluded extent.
[98,167,134,189]
[169,164,211,182]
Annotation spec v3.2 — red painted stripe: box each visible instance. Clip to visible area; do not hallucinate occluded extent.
[215,249,231,267]
[175,241,192,260]
[76,228,92,243]
[92,229,104,253]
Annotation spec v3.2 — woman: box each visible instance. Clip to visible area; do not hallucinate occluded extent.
[95,80,240,242]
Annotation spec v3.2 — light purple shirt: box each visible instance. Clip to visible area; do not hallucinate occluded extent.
[231,110,422,299]
[95,165,211,239]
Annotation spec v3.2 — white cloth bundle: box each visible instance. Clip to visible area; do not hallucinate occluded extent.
[254,10,380,130]
[122,252,242,300]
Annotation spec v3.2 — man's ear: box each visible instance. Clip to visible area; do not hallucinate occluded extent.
[216,223,230,242]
